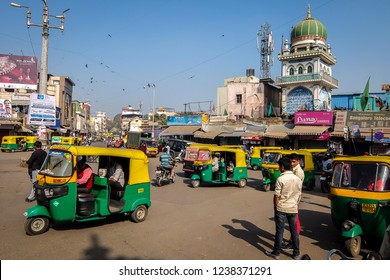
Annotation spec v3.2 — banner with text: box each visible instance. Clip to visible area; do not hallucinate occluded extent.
[27,93,56,126]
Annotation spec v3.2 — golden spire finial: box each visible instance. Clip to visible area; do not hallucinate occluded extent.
[307,4,311,19]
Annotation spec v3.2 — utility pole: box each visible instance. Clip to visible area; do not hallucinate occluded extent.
[11,1,69,94]
[144,83,156,139]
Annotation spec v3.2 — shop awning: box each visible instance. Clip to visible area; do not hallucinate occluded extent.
[219,131,244,137]
[264,124,292,139]
[193,130,221,139]
[287,126,330,136]
[159,125,201,136]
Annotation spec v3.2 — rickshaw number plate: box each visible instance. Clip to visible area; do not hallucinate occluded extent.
[362,203,376,213]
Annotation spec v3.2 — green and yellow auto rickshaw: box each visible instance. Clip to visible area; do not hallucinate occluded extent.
[297,148,327,173]
[1,135,27,152]
[144,139,159,157]
[25,136,38,151]
[261,149,316,192]
[23,145,151,235]
[329,155,390,257]
[249,146,283,170]
[190,146,248,188]
[61,136,79,146]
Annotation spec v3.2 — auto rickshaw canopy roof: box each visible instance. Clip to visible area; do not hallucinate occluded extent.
[50,145,150,185]
[196,146,247,167]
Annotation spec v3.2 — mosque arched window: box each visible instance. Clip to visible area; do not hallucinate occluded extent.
[289,68,294,76]
[298,67,303,74]
[307,65,313,73]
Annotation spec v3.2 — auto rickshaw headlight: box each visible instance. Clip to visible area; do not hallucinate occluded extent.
[44,185,68,198]
[342,220,355,231]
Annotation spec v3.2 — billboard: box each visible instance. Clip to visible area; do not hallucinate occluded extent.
[27,93,56,126]
[0,99,12,118]
[0,54,38,90]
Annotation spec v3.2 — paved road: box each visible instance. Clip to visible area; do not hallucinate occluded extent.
[0,145,349,260]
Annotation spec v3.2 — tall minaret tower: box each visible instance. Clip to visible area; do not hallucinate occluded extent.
[276,5,338,116]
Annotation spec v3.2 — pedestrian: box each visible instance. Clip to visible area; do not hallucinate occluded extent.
[25,141,47,202]
[282,153,305,251]
[265,156,302,260]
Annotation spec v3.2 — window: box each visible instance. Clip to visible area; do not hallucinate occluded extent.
[298,67,303,74]
[236,94,242,104]
[289,68,294,76]
[307,65,313,73]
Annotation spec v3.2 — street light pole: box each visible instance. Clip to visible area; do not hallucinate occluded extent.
[144,83,156,139]
[11,1,69,94]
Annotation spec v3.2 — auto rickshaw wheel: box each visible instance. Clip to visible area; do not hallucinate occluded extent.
[191,179,200,188]
[25,216,50,236]
[263,183,271,192]
[252,165,259,171]
[306,180,315,191]
[131,205,148,223]
[345,236,361,258]
[238,178,246,188]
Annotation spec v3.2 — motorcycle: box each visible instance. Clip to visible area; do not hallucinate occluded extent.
[175,149,184,163]
[320,171,332,193]
[155,165,176,187]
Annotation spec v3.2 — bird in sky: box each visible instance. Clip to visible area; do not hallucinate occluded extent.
[188,75,195,79]
[108,34,112,38]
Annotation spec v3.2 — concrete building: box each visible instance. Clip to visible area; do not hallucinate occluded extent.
[46,75,75,131]
[276,5,338,117]
[93,111,108,136]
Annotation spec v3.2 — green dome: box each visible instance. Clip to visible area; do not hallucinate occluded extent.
[290,6,327,45]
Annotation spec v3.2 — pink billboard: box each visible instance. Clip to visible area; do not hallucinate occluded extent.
[0,54,38,90]
[294,111,333,125]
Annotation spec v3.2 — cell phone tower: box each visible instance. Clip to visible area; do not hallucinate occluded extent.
[256,22,274,79]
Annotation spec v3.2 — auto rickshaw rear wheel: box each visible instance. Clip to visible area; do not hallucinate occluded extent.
[191,179,200,188]
[252,165,259,171]
[306,180,315,191]
[238,178,246,188]
[263,183,271,192]
[131,205,148,223]
[345,236,361,258]
[25,216,50,236]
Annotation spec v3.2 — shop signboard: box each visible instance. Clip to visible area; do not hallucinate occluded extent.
[294,111,333,125]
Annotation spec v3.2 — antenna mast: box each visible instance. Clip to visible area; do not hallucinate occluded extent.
[257,22,274,79]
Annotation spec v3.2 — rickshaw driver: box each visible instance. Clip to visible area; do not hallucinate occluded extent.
[76,156,93,193]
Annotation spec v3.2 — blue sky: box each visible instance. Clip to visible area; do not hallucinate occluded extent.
[2,0,389,118]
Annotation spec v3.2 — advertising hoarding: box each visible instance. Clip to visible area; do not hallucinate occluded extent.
[0,99,12,118]
[27,93,56,126]
[0,54,38,90]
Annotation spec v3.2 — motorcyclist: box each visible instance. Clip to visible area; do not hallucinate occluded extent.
[159,147,174,178]
[322,153,333,174]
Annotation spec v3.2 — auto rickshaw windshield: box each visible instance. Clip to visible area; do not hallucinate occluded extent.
[41,150,73,177]
[145,141,157,148]
[263,152,280,164]
[333,162,390,191]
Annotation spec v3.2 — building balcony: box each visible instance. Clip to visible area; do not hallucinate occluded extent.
[275,73,339,88]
